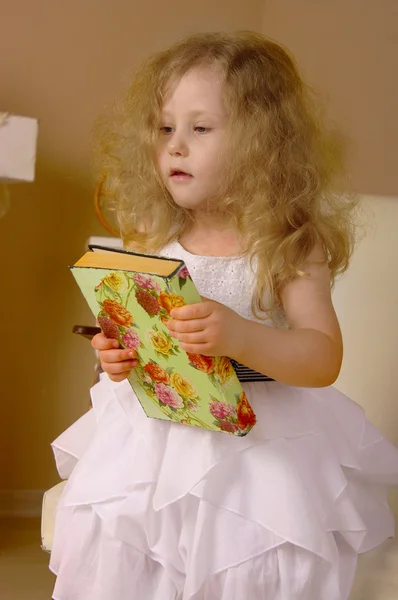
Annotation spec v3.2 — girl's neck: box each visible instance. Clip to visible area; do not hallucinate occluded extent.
[179,217,243,258]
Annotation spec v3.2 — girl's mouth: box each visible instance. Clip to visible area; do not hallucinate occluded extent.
[170,169,193,181]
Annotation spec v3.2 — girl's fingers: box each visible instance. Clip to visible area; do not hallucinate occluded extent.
[170,302,212,321]
[108,372,130,382]
[102,359,139,375]
[168,319,205,334]
[179,342,210,355]
[91,333,119,351]
[172,331,208,344]
[100,348,137,363]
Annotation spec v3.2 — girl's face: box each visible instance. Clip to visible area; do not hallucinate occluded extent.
[156,67,228,212]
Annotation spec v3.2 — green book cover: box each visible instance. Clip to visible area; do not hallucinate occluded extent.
[70,245,256,436]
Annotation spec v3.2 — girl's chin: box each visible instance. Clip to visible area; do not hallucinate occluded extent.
[171,196,209,211]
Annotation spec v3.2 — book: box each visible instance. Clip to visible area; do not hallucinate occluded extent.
[70,245,257,436]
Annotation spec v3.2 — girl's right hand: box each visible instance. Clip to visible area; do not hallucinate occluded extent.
[91,333,139,382]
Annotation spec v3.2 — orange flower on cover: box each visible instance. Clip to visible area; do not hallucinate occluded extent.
[102,299,133,327]
[187,353,215,374]
[158,292,185,314]
[236,392,257,430]
[143,362,170,384]
[214,356,235,384]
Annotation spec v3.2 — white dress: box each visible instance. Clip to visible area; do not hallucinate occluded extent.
[50,241,398,600]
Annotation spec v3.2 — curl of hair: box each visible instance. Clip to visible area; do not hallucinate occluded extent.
[93,31,358,320]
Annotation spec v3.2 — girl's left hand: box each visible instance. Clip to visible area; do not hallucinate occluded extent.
[167,297,246,358]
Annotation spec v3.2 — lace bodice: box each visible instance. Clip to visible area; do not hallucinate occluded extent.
[161,240,272,325]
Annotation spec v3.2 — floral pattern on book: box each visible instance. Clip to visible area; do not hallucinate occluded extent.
[209,392,257,435]
[187,354,235,387]
[133,361,205,426]
[86,268,256,436]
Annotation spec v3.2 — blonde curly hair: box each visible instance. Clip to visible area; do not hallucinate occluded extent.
[94,31,357,319]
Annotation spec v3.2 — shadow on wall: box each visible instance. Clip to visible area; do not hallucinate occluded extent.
[0,161,106,491]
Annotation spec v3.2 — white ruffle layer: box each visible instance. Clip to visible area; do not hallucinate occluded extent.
[49,375,398,600]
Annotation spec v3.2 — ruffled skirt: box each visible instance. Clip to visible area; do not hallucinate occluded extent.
[49,375,398,600]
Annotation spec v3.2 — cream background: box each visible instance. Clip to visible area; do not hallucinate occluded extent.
[333,195,398,598]
[333,196,398,521]
[334,196,398,441]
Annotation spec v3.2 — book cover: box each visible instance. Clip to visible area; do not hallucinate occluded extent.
[70,245,256,436]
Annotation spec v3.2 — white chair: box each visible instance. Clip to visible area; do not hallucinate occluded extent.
[41,234,122,553]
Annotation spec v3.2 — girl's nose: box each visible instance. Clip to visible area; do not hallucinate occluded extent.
[167,132,188,157]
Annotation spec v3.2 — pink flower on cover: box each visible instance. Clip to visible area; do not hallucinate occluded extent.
[218,420,239,434]
[178,266,190,280]
[122,329,141,350]
[209,400,236,420]
[154,383,184,409]
[133,273,161,292]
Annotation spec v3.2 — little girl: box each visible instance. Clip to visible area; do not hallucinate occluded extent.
[50,31,398,600]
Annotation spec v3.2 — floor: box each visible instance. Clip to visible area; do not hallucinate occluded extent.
[0,518,54,599]
[0,518,397,599]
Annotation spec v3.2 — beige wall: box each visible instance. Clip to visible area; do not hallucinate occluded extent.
[262,0,398,196]
[0,0,264,491]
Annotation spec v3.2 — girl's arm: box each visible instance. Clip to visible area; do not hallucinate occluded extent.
[169,246,343,388]
[236,247,343,387]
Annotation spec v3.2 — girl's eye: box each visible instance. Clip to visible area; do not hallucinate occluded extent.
[160,126,173,134]
[195,126,210,133]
